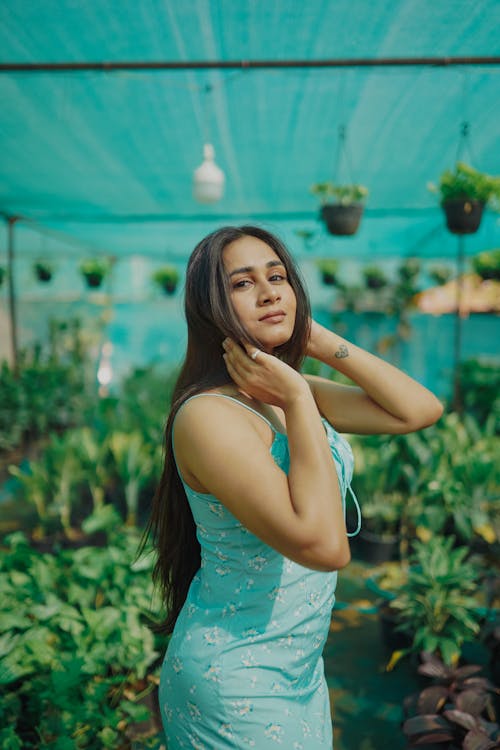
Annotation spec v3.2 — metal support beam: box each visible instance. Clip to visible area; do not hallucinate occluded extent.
[6,216,19,375]
[0,56,499,74]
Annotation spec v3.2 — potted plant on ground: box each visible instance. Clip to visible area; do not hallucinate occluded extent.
[34,260,54,283]
[79,258,111,289]
[311,182,368,236]
[388,535,482,667]
[428,162,500,235]
[316,259,340,286]
[362,264,388,290]
[152,265,180,295]
[402,652,500,749]
[471,248,500,282]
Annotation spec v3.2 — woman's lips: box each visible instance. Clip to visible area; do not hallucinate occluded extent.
[259,312,286,323]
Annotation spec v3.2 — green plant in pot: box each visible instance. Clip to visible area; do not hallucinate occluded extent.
[388,535,482,666]
[311,181,368,236]
[79,258,111,289]
[34,259,54,283]
[471,248,500,282]
[362,264,388,290]
[428,264,453,286]
[428,161,500,235]
[152,264,180,295]
[316,259,340,286]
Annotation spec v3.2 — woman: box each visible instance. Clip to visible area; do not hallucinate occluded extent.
[147,225,443,749]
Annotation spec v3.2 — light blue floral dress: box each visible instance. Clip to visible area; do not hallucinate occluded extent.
[160,394,360,749]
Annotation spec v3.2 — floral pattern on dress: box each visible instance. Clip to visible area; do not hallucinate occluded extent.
[160,396,358,749]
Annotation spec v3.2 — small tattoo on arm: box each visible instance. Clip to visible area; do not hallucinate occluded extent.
[335,344,349,359]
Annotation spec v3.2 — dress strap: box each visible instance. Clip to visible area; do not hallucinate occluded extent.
[179,392,277,432]
[346,484,362,538]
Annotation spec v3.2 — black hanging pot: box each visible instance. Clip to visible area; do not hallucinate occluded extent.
[356,528,399,564]
[321,204,364,236]
[161,280,178,295]
[442,198,485,234]
[84,273,104,288]
[35,264,52,282]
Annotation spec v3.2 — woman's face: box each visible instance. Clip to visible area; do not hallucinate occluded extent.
[222,235,297,353]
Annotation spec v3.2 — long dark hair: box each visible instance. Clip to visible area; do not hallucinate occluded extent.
[145,225,311,633]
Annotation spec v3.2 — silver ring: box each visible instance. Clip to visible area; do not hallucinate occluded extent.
[250,349,260,361]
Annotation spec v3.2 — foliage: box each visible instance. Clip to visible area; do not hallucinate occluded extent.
[428,263,453,286]
[316,259,340,285]
[0,524,165,748]
[362,265,388,289]
[401,412,499,545]
[5,363,174,538]
[311,181,369,205]
[472,248,500,282]
[0,266,5,286]
[79,258,111,278]
[389,536,483,665]
[452,357,500,432]
[34,260,54,282]
[0,319,97,453]
[152,265,179,290]
[402,652,500,748]
[428,161,500,208]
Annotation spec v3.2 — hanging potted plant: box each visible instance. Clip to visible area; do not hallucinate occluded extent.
[428,162,500,235]
[471,248,500,281]
[311,182,368,236]
[152,265,180,295]
[34,260,54,283]
[362,264,388,290]
[428,264,453,286]
[79,258,111,289]
[316,259,340,286]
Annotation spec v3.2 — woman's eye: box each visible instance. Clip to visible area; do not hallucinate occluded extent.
[269,273,286,282]
[233,279,251,289]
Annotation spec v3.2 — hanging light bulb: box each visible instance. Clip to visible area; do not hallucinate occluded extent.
[193,143,225,204]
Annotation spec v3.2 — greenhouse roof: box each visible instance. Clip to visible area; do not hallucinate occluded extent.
[1,0,499,260]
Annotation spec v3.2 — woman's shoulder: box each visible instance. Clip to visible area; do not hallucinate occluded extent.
[174,388,274,443]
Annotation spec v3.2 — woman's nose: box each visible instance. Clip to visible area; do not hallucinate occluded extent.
[258,282,280,305]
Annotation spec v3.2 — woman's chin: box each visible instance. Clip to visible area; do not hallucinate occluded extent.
[258,331,292,352]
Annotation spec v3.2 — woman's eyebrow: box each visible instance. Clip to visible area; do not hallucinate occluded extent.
[229,260,284,278]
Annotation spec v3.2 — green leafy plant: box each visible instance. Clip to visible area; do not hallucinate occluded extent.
[389,536,483,665]
[455,357,500,430]
[471,248,500,281]
[34,260,54,283]
[428,264,453,286]
[79,258,111,288]
[0,527,165,748]
[108,432,154,527]
[316,259,340,285]
[152,265,180,294]
[362,265,388,290]
[0,319,96,453]
[428,162,500,208]
[311,182,368,205]
[0,266,6,287]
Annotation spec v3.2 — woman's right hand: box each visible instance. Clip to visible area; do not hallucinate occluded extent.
[222,338,309,410]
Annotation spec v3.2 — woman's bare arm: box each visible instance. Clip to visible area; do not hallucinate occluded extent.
[174,341,350,572]
[305,320,443,434]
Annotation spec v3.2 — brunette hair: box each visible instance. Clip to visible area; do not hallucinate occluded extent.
[145,225,311,633]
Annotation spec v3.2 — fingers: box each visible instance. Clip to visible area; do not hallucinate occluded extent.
[223,338,263,367]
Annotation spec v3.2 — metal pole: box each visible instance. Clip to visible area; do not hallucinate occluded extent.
[0,56,499,74]
[7,216,19,375]
[452,235,465,412]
